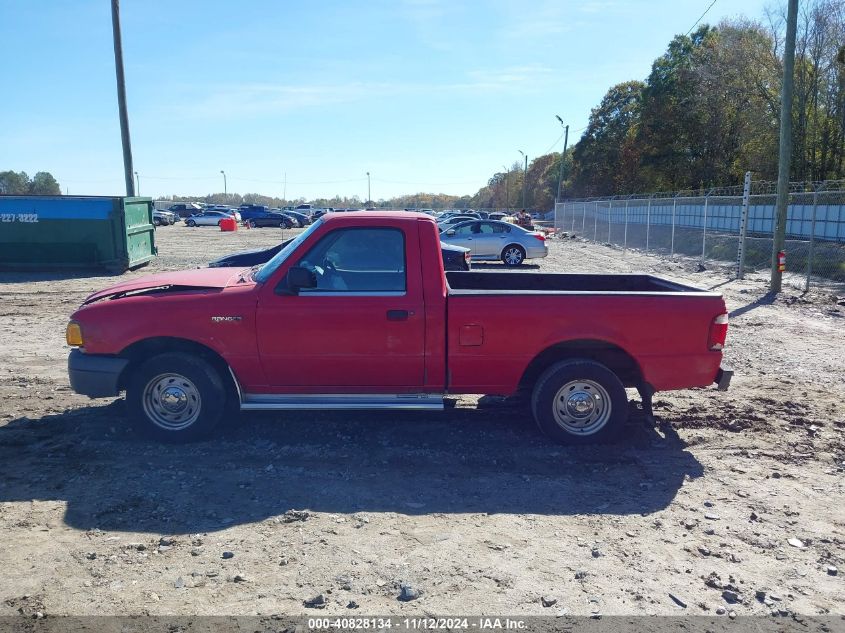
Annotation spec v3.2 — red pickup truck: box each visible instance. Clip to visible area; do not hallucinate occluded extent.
[66,212,731,445]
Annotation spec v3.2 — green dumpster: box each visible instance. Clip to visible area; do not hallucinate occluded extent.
[0,195,157,273]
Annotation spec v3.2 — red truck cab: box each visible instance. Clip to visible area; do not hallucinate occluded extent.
[67,212,731,445]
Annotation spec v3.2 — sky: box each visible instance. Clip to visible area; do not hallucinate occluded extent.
[0,0,771,202]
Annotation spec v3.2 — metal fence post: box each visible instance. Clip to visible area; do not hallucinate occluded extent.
[670,195,677,256]
[701,190,710,265]
[607,200,612,243]
[805,183,821,291]
[623,198,629,252]
[581,202,587,234]
[593,201,598,241]
[736,172,752,279]
[645,195,652,253]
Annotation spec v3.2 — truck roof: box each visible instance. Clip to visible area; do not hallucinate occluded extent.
[320,211,434,223]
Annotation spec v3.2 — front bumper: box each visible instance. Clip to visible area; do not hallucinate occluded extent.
[68,349,129,398]
[715,367,733,391]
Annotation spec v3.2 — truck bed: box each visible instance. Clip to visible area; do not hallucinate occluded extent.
[446,272,714,295]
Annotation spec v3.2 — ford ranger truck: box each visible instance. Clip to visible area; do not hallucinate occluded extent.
[66,212,731,445]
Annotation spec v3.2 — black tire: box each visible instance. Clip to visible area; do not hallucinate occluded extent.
[126,352,226,442]
[279,221,287,229]
[530,359,628,445]
[501,244,526,266]
[249,220,257,229]
[153,218,162,226]
[186,219,196,227]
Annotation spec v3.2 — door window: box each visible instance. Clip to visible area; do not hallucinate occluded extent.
[295,228,406,293]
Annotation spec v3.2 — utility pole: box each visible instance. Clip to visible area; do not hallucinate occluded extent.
[555,116,569,202]
[220,170,227,197]
[770,0,798,293]
[111,0,135,196]
[283,171,287,202]
[134,171,140,195]
[366,171,371,205]
[518,150,528,209]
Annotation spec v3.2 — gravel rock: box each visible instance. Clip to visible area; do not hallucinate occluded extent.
[222,551,234,560]
[304,594,327,609]
[704,513,721,521]
[174,577,184,589]
[826,566,838,576]
[716,607,726,615]
[575,571,587,580]
[398,584,420,602]
[787,538,805,549]
[347,601,359,609]
[283,509,311,523]
[159,537,174,547]
[233,574,247,583]
[722,590,740,604]
[541,596,557,607]
[85,552,97,560]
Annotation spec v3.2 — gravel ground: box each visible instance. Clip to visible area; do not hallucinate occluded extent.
[0,223,843,618]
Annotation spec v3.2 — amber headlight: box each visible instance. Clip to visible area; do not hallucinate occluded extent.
[66,321,84,347]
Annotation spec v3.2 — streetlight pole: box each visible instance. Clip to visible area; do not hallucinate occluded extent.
[770,0,798,293]
[366,171,371,205]
[518,150,528,210]
[555,115,569,202]
[220,170,227,198]
[502,165,509,211]
[111,0,135,196]
[134,171,139,195]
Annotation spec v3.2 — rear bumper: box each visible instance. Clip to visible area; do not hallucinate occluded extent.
[715,367,733,391]
[68,349,128,398]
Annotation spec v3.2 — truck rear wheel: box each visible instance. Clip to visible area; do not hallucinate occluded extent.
[126,352,226,442]
[531,359,627,445]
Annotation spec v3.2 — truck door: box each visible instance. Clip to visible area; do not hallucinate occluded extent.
[255,225,426,390]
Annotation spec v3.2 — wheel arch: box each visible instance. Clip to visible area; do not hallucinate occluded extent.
[519,339,645,391]
[117,337,238,398]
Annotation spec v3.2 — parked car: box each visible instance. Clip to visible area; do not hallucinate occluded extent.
[436,215,478,230]
[66,211,731,445]
[277,210,310,227]
[185,210,241,227]
[238,204,270,221]
[440,220,548,266]
[153,209,177,226]
[487,212,507,221]
[208,238,471,272]
[167,202,204,218]
[245,212,296,229]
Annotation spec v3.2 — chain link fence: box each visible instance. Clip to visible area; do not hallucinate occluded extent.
[554,180,845,291]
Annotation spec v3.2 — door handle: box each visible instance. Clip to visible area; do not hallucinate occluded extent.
[387,309,409,321]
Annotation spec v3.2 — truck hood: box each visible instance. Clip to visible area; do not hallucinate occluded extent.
[82,266,247,305]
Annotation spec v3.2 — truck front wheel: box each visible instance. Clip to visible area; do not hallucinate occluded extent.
[126,352,226,442]
[531,359,627,445]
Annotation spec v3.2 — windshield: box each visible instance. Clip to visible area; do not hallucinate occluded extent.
[253,218,323,284]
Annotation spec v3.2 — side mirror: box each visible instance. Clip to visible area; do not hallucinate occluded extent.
[279,266,317,295]
[446,229,456,236]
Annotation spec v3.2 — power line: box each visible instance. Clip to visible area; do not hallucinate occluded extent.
[686,0,717,36]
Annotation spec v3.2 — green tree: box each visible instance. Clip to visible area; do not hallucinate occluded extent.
[29,171,61,195]
[0,171,31,195]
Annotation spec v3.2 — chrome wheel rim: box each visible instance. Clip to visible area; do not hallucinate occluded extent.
[552,379,611,435]
[142,373,202,431]
[504,247,523,265]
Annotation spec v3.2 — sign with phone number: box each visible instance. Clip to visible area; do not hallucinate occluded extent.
[0,213,39,223]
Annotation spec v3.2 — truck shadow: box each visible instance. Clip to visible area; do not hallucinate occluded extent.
[0,400,702,534]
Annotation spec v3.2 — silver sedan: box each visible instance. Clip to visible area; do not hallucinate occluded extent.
[439,220,548,266]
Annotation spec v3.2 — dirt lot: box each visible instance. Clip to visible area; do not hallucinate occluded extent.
[0,223,843,618]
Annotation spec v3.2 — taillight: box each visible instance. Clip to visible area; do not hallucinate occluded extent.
[708,313,729,350]
[464,252,471,265]
[532,232,546,242]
